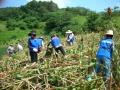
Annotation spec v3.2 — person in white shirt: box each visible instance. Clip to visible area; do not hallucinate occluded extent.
[66,30,75,45]
[7,44,15,56]
[17,43,23,52]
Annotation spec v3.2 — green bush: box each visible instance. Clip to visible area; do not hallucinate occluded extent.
[6,19,18,30]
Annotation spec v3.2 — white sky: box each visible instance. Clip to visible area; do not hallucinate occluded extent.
[26,0,70,8]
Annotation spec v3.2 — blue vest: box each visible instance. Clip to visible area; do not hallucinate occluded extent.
[96,38,113,60]
[28,38,40,52]
[51,37,61,48]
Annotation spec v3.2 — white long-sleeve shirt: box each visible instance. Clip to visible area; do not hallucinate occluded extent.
[67,33,74,41]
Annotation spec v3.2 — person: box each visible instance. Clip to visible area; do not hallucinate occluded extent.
[16,42,23,52]
[66,30,75,45]
[47,34,65,56]
[38,36,45,49]
[95,30,114,81]
[28,32,41,63]
[7,44,15,56]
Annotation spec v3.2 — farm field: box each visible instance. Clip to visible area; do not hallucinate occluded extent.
[0,32,120,90]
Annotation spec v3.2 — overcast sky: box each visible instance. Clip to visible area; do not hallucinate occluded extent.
[0,0,120,12]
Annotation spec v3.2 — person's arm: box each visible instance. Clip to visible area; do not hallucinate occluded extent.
[111,41,115,58]
[41,41,44,47]
[28,38,33,50]
[112,41,115,51]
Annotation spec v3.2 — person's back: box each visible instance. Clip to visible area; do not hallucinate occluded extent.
[96,37,114,59]
[47,35,65,56]
[68,33,75,41]
[51,36,62,48]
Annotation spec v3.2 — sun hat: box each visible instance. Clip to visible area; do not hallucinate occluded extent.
[66,30,72,34]
[106,30,113,35]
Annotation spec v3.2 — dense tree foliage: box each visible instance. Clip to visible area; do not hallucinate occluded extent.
[44,11,73,35]
[65,7,92,16]
[0,0,59,31]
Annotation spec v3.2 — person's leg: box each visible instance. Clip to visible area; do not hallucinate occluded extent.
[30,52,34,63]
[69,40,73,45]
[67,40,71,46]
[71,39,74,45]
[58,46,65,56]
[33,52,37,62]
[70,42,73,45]
[55,48,59,53]
[54,48,59,58]
[35,52,38,62]
[103,58,111,80]
[95,58,102,74]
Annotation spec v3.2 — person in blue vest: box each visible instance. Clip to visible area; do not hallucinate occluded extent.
[66,30,75,45]
[47,34,65,56]
[96,30,114,81]
[28,32,41,63]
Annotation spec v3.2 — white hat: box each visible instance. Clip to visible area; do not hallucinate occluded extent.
[106,30,113,35]
[66,30,72,34]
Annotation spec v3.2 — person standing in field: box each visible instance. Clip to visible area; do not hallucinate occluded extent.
[28,32,41,63]
[96,30,114,81]
[47,34,66,56]
[66,30,75,46]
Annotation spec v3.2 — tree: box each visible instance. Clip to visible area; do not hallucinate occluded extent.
[44,11,73,35]
[6,19,18,30]
[83,13,99,32]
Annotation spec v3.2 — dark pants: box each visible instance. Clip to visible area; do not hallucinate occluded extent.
[30,52,38,63]
[55,46,65,56]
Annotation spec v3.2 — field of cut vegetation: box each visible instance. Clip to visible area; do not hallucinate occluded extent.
[0,32,120,90]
